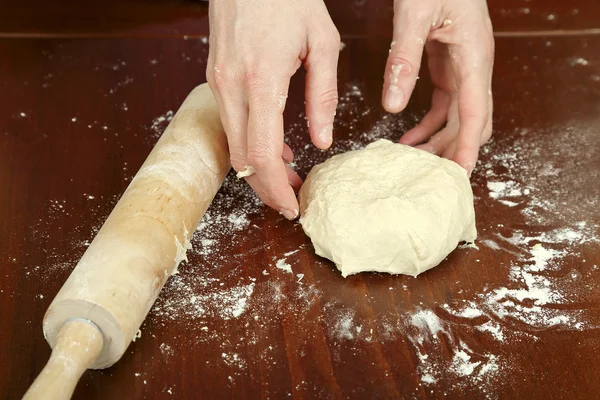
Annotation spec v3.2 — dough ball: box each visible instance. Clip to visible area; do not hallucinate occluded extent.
[299,139,477,277]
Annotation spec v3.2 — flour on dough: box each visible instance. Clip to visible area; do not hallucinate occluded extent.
[299,139,477,277]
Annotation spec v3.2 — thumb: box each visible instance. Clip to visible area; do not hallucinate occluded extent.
[382,4,434,113]
[304,29,341,149]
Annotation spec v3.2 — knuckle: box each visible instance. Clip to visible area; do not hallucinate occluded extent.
[315,28,341,54]
[461,107,482,122]
[396,1,431,23]
[246,149,276,169]
[460,100,488,122]
[229,153,248,172]
[413,8,431,24]
[387,54,416,74]
[242,69,266,90]
[327,29,342,49]
[210,66,236,90]
[481,40,495,63]
[317,88,339,108]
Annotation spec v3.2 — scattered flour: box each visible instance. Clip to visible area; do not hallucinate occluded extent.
[159,343,174,357]
[487,180,522,198]
[327,307,359,341]
[221,352,247,370]
[148,110,174,142]
[21,83,599,397]
[411,309,447,341]
[499,199,519,207]
[568,57,589,66]
[275,258,293,274]
[151,277,255,321]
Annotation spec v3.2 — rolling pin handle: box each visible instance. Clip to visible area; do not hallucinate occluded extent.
[23,319,104,400]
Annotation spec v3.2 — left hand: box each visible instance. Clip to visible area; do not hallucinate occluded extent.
[382,0,495,176]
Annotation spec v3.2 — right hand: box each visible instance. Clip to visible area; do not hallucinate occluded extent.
[207,0,341,220]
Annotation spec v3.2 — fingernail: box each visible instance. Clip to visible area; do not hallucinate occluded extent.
[280,208,298,220]
[385,85,404,111]
[319,124,333,146]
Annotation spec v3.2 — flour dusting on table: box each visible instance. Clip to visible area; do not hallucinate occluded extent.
[24,83,600,397]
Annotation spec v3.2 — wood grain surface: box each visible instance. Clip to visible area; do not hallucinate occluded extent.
[1,1,600,399]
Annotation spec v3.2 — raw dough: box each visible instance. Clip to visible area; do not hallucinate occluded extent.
[299,139,477,277]
[236,165,256,178]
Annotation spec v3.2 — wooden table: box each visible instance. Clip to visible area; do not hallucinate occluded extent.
[1,1,599,399]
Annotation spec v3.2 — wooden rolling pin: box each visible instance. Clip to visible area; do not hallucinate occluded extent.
[23,83,231,400]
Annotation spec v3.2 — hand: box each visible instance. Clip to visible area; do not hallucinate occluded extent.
[383,0,494,175]
[206,0,341,219]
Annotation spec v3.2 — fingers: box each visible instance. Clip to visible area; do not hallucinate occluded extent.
[304,28,341,150]
[451,84,489,174]
[282,143,294,164]
[450,45,493,175]
[399,89,449,146]
[208,55,301,218]
[246,79,299,220]
[283,143,302,190]
[481,88,494,146]
[426,8,494,176]
[286,165,303,191]
[383,3,435,113]
[207,73,251,181]
[414,77,491,175]
[414,94,459,155]
[416,126,455,155]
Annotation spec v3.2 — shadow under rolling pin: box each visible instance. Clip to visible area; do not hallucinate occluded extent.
[23,83,231,400]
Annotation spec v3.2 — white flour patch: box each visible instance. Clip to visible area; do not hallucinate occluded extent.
[219,283,255,319]
[530,243,564,271]
[477,321,504,342]
[499,199,519,207]
[275,258,292,274]
[481,239,501,250]
[329,308,357,340]
[451,304,483,319]
[487,180,522,198]
[152,277,255,321]
[407,309,504,389]
[450,347,481,377]
[411,309,447,342]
